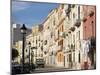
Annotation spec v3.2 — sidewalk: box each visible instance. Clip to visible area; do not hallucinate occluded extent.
[44,64,82,71]
[45,64,71,70]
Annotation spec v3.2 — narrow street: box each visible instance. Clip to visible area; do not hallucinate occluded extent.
[31,66,73,73]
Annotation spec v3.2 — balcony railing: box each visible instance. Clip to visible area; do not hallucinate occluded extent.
[44,40,47,45]
[74,19,81,27]
[41,46,43,51]
[83,17,87,22]
[72,4,75,8]
[65,4,71,16]
[49,51,52,56]
[68,31,71,34]
[57,45,63,51]
[44,50,48,55]
[89,11,94,17]
[68,44,75,50]
[70,27,75,32]
[65,8,71,15]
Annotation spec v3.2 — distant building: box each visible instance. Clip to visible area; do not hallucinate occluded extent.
[12,24,31,45]
[12,23,31,63]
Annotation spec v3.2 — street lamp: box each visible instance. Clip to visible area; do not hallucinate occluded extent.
[20,24,27,72]
[28,42,31,66]
[31,50,34,64]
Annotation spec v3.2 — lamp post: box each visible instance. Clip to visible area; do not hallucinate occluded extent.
[36,36,37,58]
[31,50,34,64]
[20,24,27,72]
[28,42,31,67]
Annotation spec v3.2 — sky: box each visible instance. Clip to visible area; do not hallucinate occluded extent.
[12,1,59,28]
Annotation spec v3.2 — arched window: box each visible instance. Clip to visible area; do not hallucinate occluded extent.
[60,54,61,62]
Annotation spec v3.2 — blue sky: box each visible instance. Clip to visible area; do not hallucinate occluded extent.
[12,1,59,28]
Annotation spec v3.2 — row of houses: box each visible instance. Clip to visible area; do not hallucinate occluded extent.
[13,4,96,70]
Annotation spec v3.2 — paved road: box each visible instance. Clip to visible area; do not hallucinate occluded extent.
[30,66,73,73]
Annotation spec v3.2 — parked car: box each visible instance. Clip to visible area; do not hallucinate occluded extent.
[35,58,45,68]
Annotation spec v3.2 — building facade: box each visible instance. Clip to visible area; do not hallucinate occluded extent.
[12,4,96,70]
[82,5,96,69]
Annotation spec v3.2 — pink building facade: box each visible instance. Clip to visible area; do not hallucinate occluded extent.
[83,5,96,40]
[83,5,96,69]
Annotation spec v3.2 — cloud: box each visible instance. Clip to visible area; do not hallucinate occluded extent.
[12,1,32,12]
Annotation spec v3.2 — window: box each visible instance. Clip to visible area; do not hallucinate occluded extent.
[69,54,72,62]
[78,52,80,63]
[44,40,47,45]
[26,49,27,52]
[91,21,94,37]
[39,43,40,47]
[57,56,59,62]
[73,53,75,62]
[48,26,49,29]
[59,54,61,62]
[51,32,53,38]
[67,55,69,62]
[61,4,64,9]
[58,40,63,46]
[73,35,75,44]
[73,13,75,19]
[39,36,40,41]
[58,30,59,39]
[61,40,63,46]
[53,20,55,26]
[72,4,75,8]
[78,6,80,19]
[62,25,64,32]
[77,31,80,40]
[58,54,63,62]
[36,40,37,44]
[78,31,80,40]
[68,13,70,20]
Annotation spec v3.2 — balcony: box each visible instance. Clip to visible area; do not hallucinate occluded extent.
[43,46,48,54]
[70,27,75,32]
[68,44,75,50]
[59,32,67,38]
[68,31,71,34]
[57,45,63,51]
[44,50,48,55]
[65,4,71,16]
[83,17,87,22]
[41,46,43,51]
[49,51,52,56]
[44,40,47,45]
[66,8,71,15]
[74,19,81,27]
[89,11,94,17]
[72,4,75,8]
[52,45,58,54]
